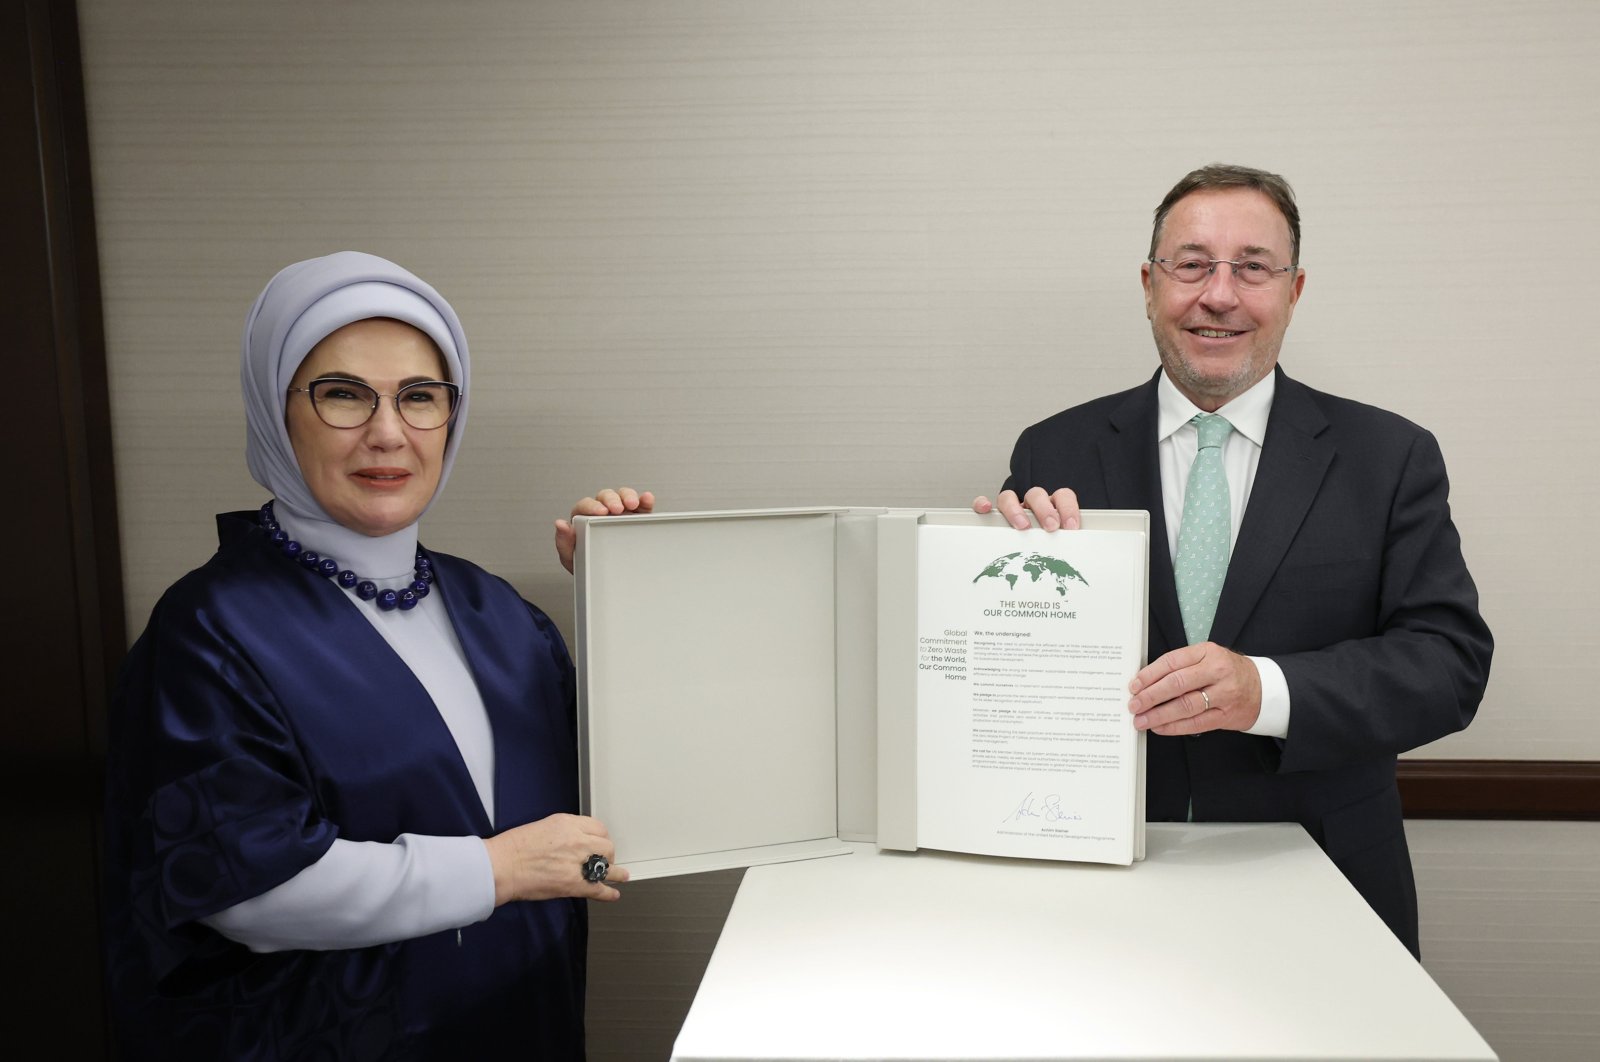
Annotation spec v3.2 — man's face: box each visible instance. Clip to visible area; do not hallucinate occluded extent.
[1141,187,1305,410]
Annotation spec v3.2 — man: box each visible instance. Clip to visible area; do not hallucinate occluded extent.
[975,164,1491,958]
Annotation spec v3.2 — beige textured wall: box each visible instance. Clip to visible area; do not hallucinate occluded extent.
[78,2,1600,1059]
[80,0,1600,762]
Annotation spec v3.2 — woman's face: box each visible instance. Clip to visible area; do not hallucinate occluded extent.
[285,318,450,537]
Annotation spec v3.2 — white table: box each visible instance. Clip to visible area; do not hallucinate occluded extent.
[671,824,1496,1061]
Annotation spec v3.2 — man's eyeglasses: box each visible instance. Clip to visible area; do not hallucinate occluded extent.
[288,377,462,430]
[1148,256,1297,288]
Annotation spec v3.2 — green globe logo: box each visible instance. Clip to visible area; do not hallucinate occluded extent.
[973,552,1089,597]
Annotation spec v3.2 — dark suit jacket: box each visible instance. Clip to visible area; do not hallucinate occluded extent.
[1003,366,1493,956]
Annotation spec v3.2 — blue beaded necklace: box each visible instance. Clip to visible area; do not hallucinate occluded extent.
[257,500,434,612]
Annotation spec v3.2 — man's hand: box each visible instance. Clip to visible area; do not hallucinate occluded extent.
[972,487,1082,531]
[1128,643,1261,735]
[555,488,655,574]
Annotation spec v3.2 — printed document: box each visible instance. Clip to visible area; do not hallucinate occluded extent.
[915,524,1145,865]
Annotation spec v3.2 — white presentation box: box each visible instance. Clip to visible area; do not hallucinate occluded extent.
[574,507,1149,880]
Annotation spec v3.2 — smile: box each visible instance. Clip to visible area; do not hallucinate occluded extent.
[1192,328,1245,338]
[353,469,413,486]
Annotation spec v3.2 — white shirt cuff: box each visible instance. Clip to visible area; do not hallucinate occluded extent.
[1244,655,1290,739]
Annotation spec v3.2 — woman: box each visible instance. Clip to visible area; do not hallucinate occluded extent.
[104,251,649,1060]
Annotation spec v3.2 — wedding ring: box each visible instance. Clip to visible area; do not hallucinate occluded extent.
[582,854,610,883]
[1199,689,1212,712]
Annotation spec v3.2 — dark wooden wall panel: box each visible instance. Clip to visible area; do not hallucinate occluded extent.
[1400,761,1600,820]
[2,1,123,1056]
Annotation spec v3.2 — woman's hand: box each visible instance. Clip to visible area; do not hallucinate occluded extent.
[482,813,631,904]
[554,488,654,573]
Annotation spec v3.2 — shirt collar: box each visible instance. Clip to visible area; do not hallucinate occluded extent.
[1156,367,1276,446]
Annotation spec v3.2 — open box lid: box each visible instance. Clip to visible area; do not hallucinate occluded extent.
[575,508,862,880]
[574,506,1148,880]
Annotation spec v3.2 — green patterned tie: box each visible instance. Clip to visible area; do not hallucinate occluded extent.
[1174,413,1235,645]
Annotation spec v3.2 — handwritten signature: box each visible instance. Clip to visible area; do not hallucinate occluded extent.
[1003,792,1083,825]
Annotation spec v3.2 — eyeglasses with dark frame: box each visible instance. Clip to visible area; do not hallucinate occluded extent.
[288,377,462,430]
[1147,255,1297,288]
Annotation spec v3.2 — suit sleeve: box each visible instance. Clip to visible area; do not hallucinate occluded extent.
[1273,430,1492,773]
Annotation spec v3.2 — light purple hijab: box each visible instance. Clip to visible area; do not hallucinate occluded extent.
[241,251,471,533]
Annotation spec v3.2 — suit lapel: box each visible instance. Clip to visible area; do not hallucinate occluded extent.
[1098,377,1184,654]
[1210,370,1333,648]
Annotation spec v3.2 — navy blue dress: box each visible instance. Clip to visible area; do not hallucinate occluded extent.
[104,511,587,1060]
